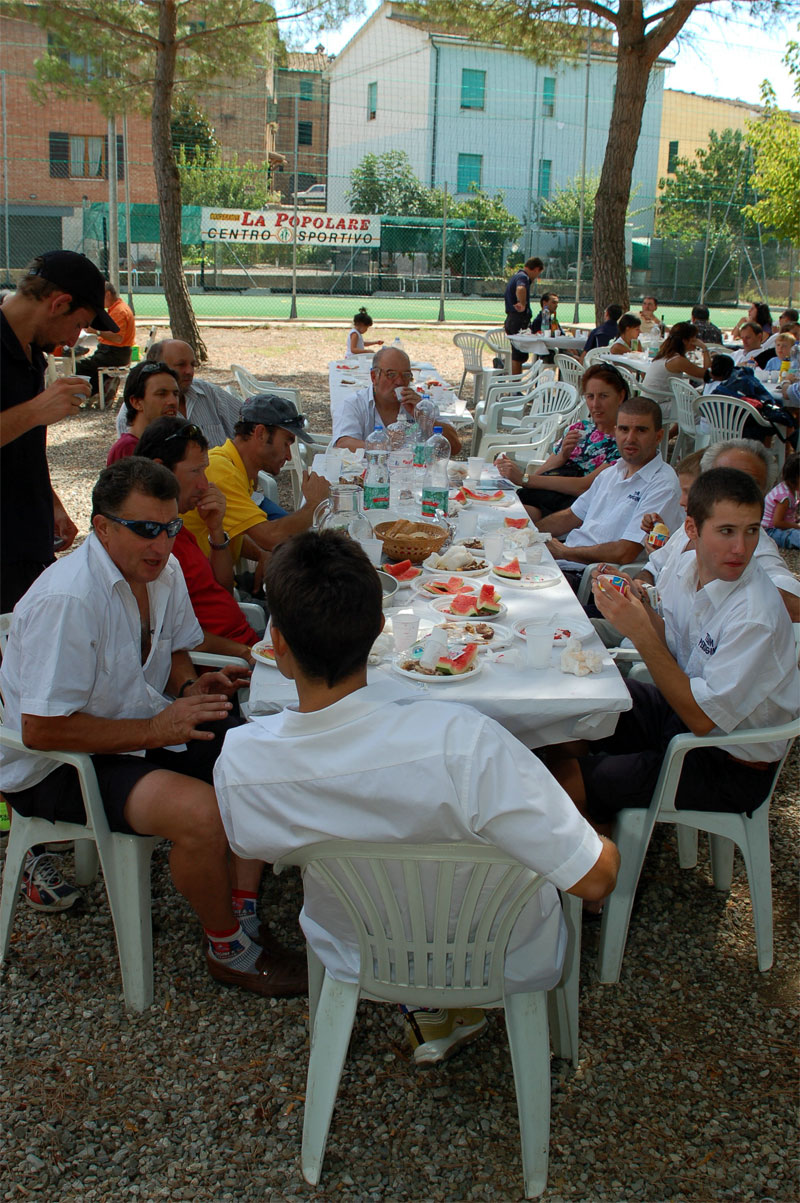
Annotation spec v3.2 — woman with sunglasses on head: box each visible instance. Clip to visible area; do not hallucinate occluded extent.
[106,360,180,464]
[495,364,627,521]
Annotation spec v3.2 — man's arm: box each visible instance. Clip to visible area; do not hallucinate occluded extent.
[334,434,364,451]
[22,693,234,754]
[514,283,527,312]
[779,588,800,622]
[52,489,78,550]
[535,508,582,536]
[547,536,644,566]
[240,472,329,553]
[564,836,620,901]
[194,631,254,662]
[0,378,90,446]
[195,483,234,593]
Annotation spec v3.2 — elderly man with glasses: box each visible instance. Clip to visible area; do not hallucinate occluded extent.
[332,346,461,454]
[0,455,307,998]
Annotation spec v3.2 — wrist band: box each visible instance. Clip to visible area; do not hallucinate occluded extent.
[208,532,230,550]
[178,678,197,698]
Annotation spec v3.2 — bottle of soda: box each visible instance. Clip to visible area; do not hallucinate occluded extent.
[364,449,390,510]
[421,426,450,519]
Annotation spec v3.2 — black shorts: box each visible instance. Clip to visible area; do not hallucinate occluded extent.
[579,680,776,824]
[504,311,531,363]
[518,464,585,518]
[4,715,243,836]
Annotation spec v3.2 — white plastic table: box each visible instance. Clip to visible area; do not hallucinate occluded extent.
[508,334,585,357]
[328,360,473,430]
[248,483,632,749]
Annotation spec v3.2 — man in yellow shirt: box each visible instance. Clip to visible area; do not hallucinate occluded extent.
[182,393,329,566]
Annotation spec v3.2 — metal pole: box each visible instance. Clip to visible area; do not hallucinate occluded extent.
[788,241,794,308]
[572,16,592,325]
[122,112,134,308]
[438,182,448,322]
[699,195,712,303]
[1,71,10,281]
[290,93,299,320]
[107,113,120,289]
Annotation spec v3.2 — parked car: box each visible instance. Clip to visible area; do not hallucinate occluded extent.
[291,183,326,206]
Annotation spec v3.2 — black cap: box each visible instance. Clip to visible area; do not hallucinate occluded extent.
[26,251,119,332]
[241,393,312,442]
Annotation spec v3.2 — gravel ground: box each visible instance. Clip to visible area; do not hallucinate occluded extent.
[2,325,798,1202]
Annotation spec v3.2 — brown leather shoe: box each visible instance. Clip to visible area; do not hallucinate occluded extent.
[258,923,307,967]
[206,947,308,997]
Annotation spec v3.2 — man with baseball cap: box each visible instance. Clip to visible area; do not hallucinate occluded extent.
[1,250,119,614]
[181,393,330,568]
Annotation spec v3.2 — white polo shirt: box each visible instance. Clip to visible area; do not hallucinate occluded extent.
[214,680,603,993]
[0,533,202,792]
[331,385,379,447]
[566,454,683,550]
[648,523,800,600]
[660,552,798,763]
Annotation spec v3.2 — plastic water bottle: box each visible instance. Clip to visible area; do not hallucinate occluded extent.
[365,424,390,454]
[540,305,550,337]
[392,336,405,352]
[392,414,417,514]
[421,426,450,519]
[386,420,406,511]
[414,395,438,440]
[364,449,390,510]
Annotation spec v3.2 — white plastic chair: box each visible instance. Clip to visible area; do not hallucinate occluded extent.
[482,413,566,466]
[453,332,494,404]
[583,346,614,367]
[474,381,579,456]
[669,378,702,464]
[274,841,583,1197]
[596,716,800,983]
[484,327,513,373]
[231,363,274,400]
[697,396,775,444]
[612,362,639,398]
[554,353,583,389]
[471,361,543,453]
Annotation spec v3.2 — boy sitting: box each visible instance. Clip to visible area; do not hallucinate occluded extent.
[214,531,619,1064]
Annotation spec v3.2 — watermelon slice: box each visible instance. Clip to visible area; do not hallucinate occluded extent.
[423,577,475,596]
[504,517,529,529]
[494,557,522,580]
[435,643,479,676]
[450,488,467,504]
[462,485,505,502]
[448,593,479,616]
[383,559,422,582]
[476,583,502,615]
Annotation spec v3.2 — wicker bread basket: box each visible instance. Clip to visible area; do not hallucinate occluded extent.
[374,520,449,565]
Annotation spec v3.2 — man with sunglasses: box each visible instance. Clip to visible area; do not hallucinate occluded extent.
[332,346,461,454]
[0,456,306,998]
[106,361,180,464]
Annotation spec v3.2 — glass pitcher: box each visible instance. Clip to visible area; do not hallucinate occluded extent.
[313,484,373,542]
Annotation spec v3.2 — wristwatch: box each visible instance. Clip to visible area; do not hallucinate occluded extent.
[521,472,530,486]
[177,678,197,698]
[208,531,230,550]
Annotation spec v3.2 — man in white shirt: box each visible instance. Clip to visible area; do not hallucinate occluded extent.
[731,323,763,369]
[0,457,305,998]
[552,468,798,825]
[536,397,683,591]
[332,345,460,454]
[214,530,619,1065]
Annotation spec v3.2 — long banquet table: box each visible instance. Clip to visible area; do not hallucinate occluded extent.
[508,333,585,358]
[328,357,474,432]
[248,474,632,749]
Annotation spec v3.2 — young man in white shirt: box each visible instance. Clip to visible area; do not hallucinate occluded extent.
[536,397,683,595]
[0,457,304,998]
[551,468,798,825]
[214,530,619,1065]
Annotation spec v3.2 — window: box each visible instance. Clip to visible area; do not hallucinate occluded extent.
[667,140,679,173]
[47,34,100,78]
[297,121,313,146]
[49,132,124,180]
[542,77,556,118]
[49,132,69,178]
[299,77,313,102]
[538,158,552,199]
[461,68,486,110]
[367,81,377,120]
[457,153,482,193]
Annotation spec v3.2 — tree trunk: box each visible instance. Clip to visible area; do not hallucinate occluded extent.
[151,0,207,361]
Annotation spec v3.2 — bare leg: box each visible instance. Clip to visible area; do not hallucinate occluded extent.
[522,502,543,522]
[512,358,523,376]
[231,856,264,894]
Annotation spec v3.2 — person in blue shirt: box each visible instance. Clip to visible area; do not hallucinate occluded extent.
[583,305,623,357]
[503,257,543,374]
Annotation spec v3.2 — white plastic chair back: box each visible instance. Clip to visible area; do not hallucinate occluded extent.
[527,380,580,418]
[231,363,270,400]
[697,396,772,443]
[554,354,583,389]
[612,363,639,397]
[669,379,702,464]
[0,611,12,657]
[484,413,566,466]
[583,346,614,367]
[273,839,582,1196]
[484,327,512,356]
[453,332,493,403]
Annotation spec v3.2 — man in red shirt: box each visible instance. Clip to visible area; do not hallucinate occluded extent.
[75,280,136,400]
[137,417,259,661]
[106,361,180,464]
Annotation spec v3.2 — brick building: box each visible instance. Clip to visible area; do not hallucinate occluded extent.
[273,47,331,203]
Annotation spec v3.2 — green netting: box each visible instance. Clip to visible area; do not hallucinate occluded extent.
[82,203,203,245]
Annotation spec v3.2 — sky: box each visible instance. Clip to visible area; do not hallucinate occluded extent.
[295,2,798,111]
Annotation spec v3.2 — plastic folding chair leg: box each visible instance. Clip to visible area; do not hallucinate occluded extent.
[597,806,657,984]
[458,369,467,398]
[307,946,326,1038]
[676,825,699,868]
[73,839,100,885]
[737,813,773,972]
[504,990,550,1198]
[101,838,158,1011]
[0,824,29,963]
[708,834,735,891]
[301,975,360,1186]
[547,892,580,1067]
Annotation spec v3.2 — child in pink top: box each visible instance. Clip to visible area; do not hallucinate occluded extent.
[762,453,800,549]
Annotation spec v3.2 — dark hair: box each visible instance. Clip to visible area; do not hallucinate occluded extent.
[122,360,179,424]
[750,302,771,327]
[540,292,557,305]
[782,452,799,490]
[618,314,641,334]
[618,395,663,432]
[642,296,658,307]
[91,456,179,521]
[137,416,208,469]
[691,304,710,321]
[606,304,623,322]
[675,449,704,478]
[352,306,373,328]
[710,354,734,381]
[16,255,84,311]
[740,321,763,338]
[525,257,543,271]
[655,321,696,361]
[265,530,383,687]
[687,467,763,529]
[780,308,799,324]
[581,363,630,402]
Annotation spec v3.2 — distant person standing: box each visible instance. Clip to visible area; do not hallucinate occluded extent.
[504,257,543,374]
[75,280,136,401]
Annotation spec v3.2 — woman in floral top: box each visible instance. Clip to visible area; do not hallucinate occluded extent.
[496,364,626,521]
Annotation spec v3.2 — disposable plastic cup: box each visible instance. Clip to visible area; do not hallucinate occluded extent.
[483,532,505,563]
[392,612,421,652]
[360,537,383,567]
[467,456,484,480]
[452,395,468,416]
[526,620,552,669]
[395,386,406,402]
[524,543,543,566]
[323,449,343,481]
[458,510,478,537]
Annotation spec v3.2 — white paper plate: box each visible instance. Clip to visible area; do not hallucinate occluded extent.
[491,565,561,589]
[434,619,514,650]
[414,578,477,598]
[453,536,485,552]
[422,554,489,576]
[430,595,508,621]
[461,489,513,506]
[512,617,593,646]
[251,640,279,667]
[391,648,484,684]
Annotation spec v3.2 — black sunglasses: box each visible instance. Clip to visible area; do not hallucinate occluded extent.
[101,513,183,540]
[163,423,203,444]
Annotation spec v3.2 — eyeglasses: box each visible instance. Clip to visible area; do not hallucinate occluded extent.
[376,369,414,383]
[163,423,203,444]
[101,513,183,539]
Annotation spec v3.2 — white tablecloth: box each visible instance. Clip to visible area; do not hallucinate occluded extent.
[249,481,631,748]
[328,360,472,429]
[508,334,585,356]
[608,352,653,377]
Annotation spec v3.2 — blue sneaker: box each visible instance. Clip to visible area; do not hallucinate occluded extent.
[21,853,82,912]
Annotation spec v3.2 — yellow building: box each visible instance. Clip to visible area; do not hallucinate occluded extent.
[657,89,765,188]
